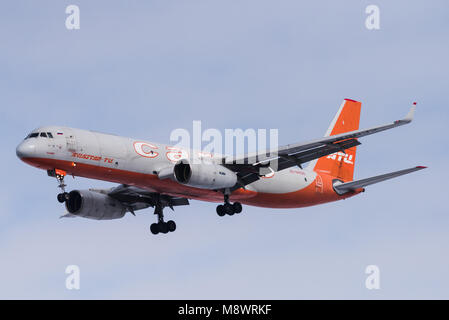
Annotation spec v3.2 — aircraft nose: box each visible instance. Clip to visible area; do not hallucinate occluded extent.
[16,141,36,159]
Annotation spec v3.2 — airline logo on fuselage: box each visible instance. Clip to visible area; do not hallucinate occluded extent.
[326,151,354,165]
[133,142,159,158]
[133,141,216,163]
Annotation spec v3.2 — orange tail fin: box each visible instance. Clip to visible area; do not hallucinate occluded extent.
[311,99,361,181]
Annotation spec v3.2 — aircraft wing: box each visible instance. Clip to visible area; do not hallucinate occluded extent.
[60,185,189,218]
[222,104,416,188]
[333,166,426,194]
[106,184,189,213]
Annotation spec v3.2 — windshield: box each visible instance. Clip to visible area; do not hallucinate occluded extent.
[24,132,54,140]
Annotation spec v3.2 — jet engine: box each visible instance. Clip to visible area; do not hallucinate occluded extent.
[173,159,237,189]
[65,190,126,220]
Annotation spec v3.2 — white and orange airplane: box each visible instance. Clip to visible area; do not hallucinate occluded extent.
[16,99,426,235]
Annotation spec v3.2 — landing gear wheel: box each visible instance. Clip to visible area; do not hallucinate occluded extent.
[224,203,234,215]
[159,222,169,234]
[218,190,243,216]
[150,223,159,235]
[216,205,225,217]
[232,202,242,214]
[167,220,176,232]
[150,200,177,235]
[57,192,67,203]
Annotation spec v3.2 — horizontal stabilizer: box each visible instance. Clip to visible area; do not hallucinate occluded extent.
[333,166,426,195]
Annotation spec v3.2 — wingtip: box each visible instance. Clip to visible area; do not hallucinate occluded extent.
[416,166,427,169]
[403,103,416,122]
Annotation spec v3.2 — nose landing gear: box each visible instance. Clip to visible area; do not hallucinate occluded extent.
[48,169,69,203]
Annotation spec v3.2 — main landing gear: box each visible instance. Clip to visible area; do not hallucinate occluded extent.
[150,203,176,235]
[216,193,242,217]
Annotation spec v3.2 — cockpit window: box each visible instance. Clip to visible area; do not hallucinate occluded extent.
[24,131,55,140]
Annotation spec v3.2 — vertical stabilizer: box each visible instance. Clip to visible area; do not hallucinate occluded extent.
[310,99,362,181]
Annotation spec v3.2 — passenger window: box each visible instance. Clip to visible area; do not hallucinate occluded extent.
[47,132,53,138]
[40,132,47,138]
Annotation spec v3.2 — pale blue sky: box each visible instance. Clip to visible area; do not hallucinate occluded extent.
[0,0,448,299]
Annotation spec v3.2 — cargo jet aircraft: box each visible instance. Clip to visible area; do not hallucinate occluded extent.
[16,99,426,235]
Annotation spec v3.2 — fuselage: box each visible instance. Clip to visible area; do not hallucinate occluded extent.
[16,126,360,208]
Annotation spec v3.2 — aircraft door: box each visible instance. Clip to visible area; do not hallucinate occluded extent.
[65,130,78,153]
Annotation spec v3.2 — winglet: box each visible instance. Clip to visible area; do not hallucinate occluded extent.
[403,102,416,123]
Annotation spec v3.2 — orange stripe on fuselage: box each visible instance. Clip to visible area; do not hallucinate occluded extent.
[20,157,360,208]
[234,173,361,208]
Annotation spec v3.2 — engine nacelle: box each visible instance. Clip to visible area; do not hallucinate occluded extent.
[173,159,237,189]
[65,190,126,220]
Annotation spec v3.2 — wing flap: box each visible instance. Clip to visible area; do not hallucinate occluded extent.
[107,185,189,212]
[274,138,361,171]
